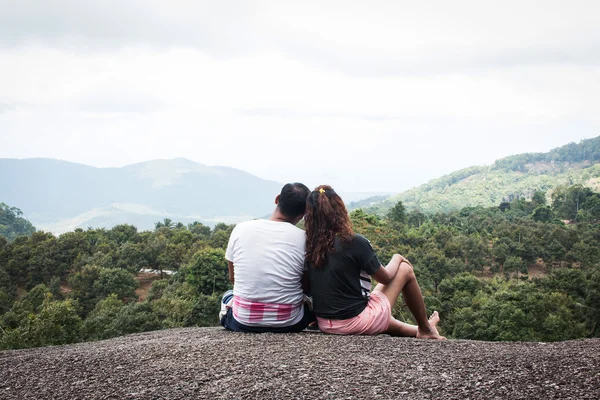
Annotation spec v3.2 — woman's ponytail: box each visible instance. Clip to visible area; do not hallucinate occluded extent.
[305,185,354,268]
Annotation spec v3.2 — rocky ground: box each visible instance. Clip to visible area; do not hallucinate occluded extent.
[1,327,599,399]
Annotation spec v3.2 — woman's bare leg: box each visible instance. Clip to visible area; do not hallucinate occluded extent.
[374,260,445,340]
[385,318,418,336]
[385,312,442,337]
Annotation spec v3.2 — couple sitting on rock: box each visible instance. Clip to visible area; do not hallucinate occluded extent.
[220,183,445,340]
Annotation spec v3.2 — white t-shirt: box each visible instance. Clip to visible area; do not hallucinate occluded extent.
[225,219,306,327]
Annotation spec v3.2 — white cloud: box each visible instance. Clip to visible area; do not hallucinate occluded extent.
[0,1,599,192]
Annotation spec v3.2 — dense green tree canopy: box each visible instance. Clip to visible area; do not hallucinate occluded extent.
[369,137,600,216]
[1,184,600,350]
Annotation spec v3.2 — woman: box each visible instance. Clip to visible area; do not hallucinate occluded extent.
[304,185,445,339]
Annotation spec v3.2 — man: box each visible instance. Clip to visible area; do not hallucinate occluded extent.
[220,182,314,332]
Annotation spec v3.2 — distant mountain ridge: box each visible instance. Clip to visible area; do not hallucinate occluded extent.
[372,136,600,214]
[0,158,283,233]
[4,137,600,232]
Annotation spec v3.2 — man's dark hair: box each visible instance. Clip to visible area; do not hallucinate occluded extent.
[278,182,310,218]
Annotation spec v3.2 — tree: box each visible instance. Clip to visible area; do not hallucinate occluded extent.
[82,294,125,341]
[148,234,168,278]
[209,229,232,250]
[417,245,463,291]
[407,210,427,228]
[492,241,511,267]
[450,280,586,341]
[532,191,547,206]
[152,297,194,328]
[578,195,600,222]
[68,266,137,315]
[388,201,407,224]
[93,268,138,301]
[111,302,162,335]
[154,218,174,231]
[29,296,82,347]
[185,248,230,296]
[185,294,221,327]
[107,224,138,245]
[26,232,64,289]
[585,270,600,337]
[20,283,51,313]
[547,239,567,267]
[0,293,82,350]
[188,221,211,239]
[0,203,36,240]
[114,242,149,273]
[532,206,554,223]
[172,222,184,230]
[568,241,598,268]
[350,209,382,228]
[499,202,511,212]
[552,185,594,220]
[503,256,525,278]
[0,289,13,315]
[69,265,102,315]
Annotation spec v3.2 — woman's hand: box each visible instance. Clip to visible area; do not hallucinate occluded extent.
[395,254,413,269]
[373,254,413,285]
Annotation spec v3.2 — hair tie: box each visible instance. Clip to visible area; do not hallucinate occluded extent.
[319,188,326,194]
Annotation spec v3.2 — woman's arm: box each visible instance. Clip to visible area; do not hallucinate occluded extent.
[372,254,410,284]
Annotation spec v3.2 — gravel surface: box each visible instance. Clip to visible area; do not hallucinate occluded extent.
[1,327,599,399]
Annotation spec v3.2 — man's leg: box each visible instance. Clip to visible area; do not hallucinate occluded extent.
[219,290,234,324]
[220,290,244,331]
[222,303,315,333]
[287,303,317,332]
[373,260,445,340]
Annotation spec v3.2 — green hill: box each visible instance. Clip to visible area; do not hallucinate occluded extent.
[0,203,35,240]
[373,136,600,214]
[0,158,283,233]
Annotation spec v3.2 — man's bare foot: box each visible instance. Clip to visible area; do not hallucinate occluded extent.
[416,311,446,340]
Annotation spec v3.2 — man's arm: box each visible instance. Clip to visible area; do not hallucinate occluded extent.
[301,271,310,292]
[227,261,235,285]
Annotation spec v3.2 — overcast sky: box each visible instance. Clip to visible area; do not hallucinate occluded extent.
[1,1,599,192]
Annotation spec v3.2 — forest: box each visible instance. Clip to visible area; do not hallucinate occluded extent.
[372,136,600,215]
[0,184,599,349]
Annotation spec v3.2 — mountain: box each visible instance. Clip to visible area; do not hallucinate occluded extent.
[0,158,283,233]
[371,136,600,214]
[4,137,599,232]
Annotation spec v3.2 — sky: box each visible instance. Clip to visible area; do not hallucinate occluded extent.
[1,0,599,192]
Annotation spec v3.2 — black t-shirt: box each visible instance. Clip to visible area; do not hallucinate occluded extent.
[308,234,382,320]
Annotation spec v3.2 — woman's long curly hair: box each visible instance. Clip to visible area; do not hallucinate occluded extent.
[305,185,354,268]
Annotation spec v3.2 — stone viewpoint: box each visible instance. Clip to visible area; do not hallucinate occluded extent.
[1,327,598,399]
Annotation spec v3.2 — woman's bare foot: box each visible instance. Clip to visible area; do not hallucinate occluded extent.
[416,311,446,340]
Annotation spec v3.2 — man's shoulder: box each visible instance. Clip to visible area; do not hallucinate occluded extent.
[232,219,265,231]
[234,219,259,228]
[285,223,305,234]
[278,223,306,241]
[234,219,304,240]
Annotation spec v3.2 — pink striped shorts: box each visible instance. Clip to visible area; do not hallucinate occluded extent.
[317,291,391,335]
